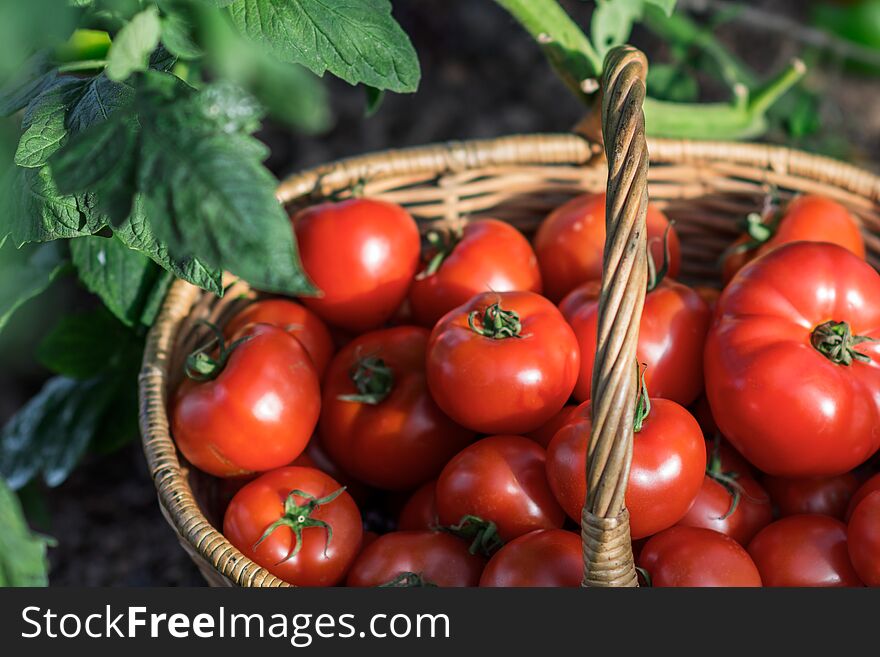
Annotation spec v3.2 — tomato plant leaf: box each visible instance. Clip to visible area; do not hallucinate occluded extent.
[592,1,679,58]
[227,0,420,93]
[37,308,132,379]
[0,241,67,335]
[644,0,676,16]
[106,6,163,81]
[0,477,52,586]
[365,85,385,117]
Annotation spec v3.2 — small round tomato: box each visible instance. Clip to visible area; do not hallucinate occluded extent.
[408,219,542,328]
[525,404,579,449]
[224,299,335,378]
[291,198,420,333]
[748,514,863,587]
[638,526,762,587]
[847,491,880,586]
[546,397,705,539]
[172,324,320,477]
[320,326,474,491]
[722,195,865,284]
[223,466,362,587]
[436,435,564,543]
[846,473,880,521]
[427,291,579,434]
[398,480,438,531]
[705,242,880,477]
[346,531,484,587]
[561,278,711,406]
[479,529,582,587]
[677,475,772,546]
[534,192,681,302]
[763,473,861,520]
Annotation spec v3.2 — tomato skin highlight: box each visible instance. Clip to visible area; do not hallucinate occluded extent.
[291,198,420,333]
[705,242,880,477]
[436,435,565,542]
[561,278,711,406]
[223,466,362,587]
[224,299,335,379]
[426,291,580,434]
[847,491,880,586]
[638,526,762,587]
[346,531,485,587]
[172,324,321,477]
[546,399,706,539]
[398,480,439,531]
[763,473,861,520]
[319,326,474,491]
[748,514,863,587]
[676,475,772,546]
[408,219,542,328]
[479,529,582,587]
[534,192,680,303]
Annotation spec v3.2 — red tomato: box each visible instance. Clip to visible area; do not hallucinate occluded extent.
[748,514,863,587]
[705,242,880,477]
[560,278,711,406]
[703,436,755,478]
[408,219,542,328]
[763,473,861,520]
[319,326,474,490]
[534,192,681,302]
[291,198,420,333]
[525,404,579,449]
[479,529,582,587]
[436,435,565,543]
[677,475,772,546]
[291,438,370,506]
[722,195,865,284]
[846,473,880,521]
[638,526,762,587]
[223,466,362,586]
[224,299,335,378]
[546,398,705,539]
[346,531,484,587]
[847,491,880,586]
[426,291,579,434]
[693,286,721,313]
[172,324,320,477]
[398,480,438,531]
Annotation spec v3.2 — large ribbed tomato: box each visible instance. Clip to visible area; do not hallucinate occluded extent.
[319,326,473,491]
[172,324,320,477]
[426,291,579,434]
[479,529,582,587]
[705,242,880,477]
[534,192,680,302]
[291,198,420,333]
[408,219,542,328]
[561,278,711,406]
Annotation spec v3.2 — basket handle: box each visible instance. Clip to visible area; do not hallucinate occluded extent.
[580,46,649,588]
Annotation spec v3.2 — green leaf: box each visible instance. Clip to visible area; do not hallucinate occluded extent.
[0,477,52,586]
[592,1,678,58]
[644,0,676,16]
[106,6,163,81]
[0,241,67,334]
[228,0,420,92]
[14,79,85,168]
[0,66,57,117]
[364,85,384,117]
[160,13,204,60]
[248,61,330,132]
[37,308,131,379]
[647,63,698,102]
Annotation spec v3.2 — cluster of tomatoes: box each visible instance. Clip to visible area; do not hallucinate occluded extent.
[170,191,880,587]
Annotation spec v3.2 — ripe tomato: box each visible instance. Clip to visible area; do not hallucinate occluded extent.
[560,278,711,406]
[320,326,474,491]
[408,219,542,328]
[693,286,721,313]
[346,531,484,587]
[398,480,438,531]
[172,324,320,477]
[224,299,335,378]
[722,195,865,284]
[479,529,582,587]
[847,491,880,586]
[426,291,579,434]
[705,242,880,477]
[676,475,772,546]
[436,435,565,543]
[747,514,863,587]
[292,438,370,506]
[291,198,420,333]
[638,526,762,587]
[701,435,755,478]
[763,473,861,520]
[524,404,579,449]
[846,473,880,521]
[534,192,680,302]
[223,466,362,587]
[546,397,705,539]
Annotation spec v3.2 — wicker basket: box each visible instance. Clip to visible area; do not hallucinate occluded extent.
[139,47,880,587]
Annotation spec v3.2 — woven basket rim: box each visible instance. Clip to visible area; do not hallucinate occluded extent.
[139,132,880,587]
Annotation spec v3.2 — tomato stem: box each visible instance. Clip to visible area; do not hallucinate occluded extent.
[378,572,438,588]
[635,566,652,588]
[337,354,394,405]
[442,515,504,556]
[468,303,523,340]
[811,320,876,366]
[252,487,346,564]
[416,227,463,279]
[705,436,761,521]
[184,320,251,381]
[646,222,674,292]
[633,363,651,433]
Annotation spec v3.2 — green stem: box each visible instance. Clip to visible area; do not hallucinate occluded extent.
[337,355,394,405]
[633,363,651,433]
[378,572,438,588]
[184,320,251,382]
[57,59,107,73]
[468,302,523,339]
[442,515,504,557]
[811,320,876,366]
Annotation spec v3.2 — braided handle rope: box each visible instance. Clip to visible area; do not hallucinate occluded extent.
[580,46,650,588]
